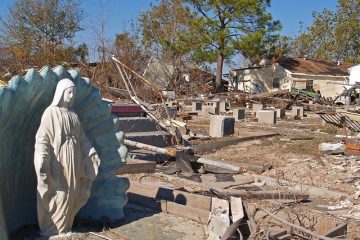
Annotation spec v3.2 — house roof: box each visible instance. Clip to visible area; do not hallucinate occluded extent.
[277,57,352,76]
[231,57,352,76]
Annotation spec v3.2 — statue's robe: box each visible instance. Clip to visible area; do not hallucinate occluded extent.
[34,106,99,235]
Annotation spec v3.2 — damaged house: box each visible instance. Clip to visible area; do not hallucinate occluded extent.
[143,57,228,94]
[230,57,352,98]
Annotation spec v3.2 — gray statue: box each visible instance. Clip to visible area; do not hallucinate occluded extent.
[34,78,100,235]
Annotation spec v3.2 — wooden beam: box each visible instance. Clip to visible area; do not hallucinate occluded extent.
[324,223,347,238]
[116,159,156,174]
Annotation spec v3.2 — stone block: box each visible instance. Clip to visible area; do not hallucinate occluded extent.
[219,101,227,112]
[165,101,174,107]
[292,106,304,118]
[275,108,285,119]
[200,105,219,117]
[210,115,235,137]
[233,108,246,121]
[253,103,265,116]
[258,110,276,124]
[192,102,202,112]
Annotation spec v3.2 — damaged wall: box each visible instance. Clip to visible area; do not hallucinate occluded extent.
[0,66,128,237]
[233,64,290,93]
[233,64,347,98]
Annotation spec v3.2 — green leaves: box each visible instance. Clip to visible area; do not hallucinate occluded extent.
[184,0,280,91]
[0,0,84,67]
[292,0,360,63]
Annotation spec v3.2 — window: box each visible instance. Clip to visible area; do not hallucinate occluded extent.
[273,78,280,89]
[306,80,314,90]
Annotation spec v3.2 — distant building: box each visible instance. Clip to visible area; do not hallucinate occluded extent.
[230,57,352,98]
[348,64,360,86]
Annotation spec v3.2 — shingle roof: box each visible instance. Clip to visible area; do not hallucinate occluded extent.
[277,57,352,76]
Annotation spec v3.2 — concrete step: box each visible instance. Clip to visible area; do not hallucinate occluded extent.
[111,103,145,117]
[115,117,163,133]
[125,131,173,148]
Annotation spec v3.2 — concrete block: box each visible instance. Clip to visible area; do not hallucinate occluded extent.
[258,110,276,124]
[275,108,285,119]
[233,108,246,121]
[219,101,227,112]
[253,103,265,116]
[165,101,174,107]
[210,115,235,137]
[200,105,219,117]
[192,102,202,112]
[292,106,304,118]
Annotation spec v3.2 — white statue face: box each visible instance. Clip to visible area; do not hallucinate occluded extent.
[63,86,76,108]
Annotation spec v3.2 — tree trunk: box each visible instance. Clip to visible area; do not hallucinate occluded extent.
[215,53,224,92]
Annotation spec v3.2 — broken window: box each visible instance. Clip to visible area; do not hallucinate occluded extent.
[306,80,314,91]
[273,78,280,89]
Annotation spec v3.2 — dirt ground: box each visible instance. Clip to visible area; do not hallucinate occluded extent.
[183,110,360,239]
[16,108,360,239]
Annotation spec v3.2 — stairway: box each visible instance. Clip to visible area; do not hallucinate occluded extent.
[113,109,174,162]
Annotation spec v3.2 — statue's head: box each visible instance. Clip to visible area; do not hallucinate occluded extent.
[51,78,76,109]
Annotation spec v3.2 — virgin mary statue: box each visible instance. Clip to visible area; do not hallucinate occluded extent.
[34,78,100,235]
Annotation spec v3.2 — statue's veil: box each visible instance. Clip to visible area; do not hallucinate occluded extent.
[50,78,75,107]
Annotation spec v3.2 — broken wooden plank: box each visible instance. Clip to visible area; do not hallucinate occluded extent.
[324,223,347,238]
[211,188,309,200]
[116,159,156,174]
[191,134,279,154]
[258,207,335,240]
[256,174,346,200]
[230,196,244,222]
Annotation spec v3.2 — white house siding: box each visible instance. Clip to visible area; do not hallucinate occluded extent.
[235,64,289,93]
[349,64,360,85]
[233,65,347,98]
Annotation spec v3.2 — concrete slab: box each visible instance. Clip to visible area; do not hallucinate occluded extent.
[116,204,207,240]
[210,115,235,137]
[115,117,162,133]
[258,110,276,124]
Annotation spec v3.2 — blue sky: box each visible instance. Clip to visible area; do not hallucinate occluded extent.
[0,0,338,66]
[0,0,338,40]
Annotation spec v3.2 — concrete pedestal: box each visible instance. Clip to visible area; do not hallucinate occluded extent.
[201,105,219,117]
[219,101,227,113]
[253,103,265,116]
[258,110,276,124]
[210,115,235,137]
[233,108,246,121]
[192,102,202,112]
[275,108,285,119]
[292,106,304,118]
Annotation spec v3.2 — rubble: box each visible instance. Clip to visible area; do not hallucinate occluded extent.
[6,61,360,239]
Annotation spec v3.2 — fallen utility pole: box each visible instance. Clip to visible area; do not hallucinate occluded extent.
[124,139,246,173]
[124,139,176,157]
